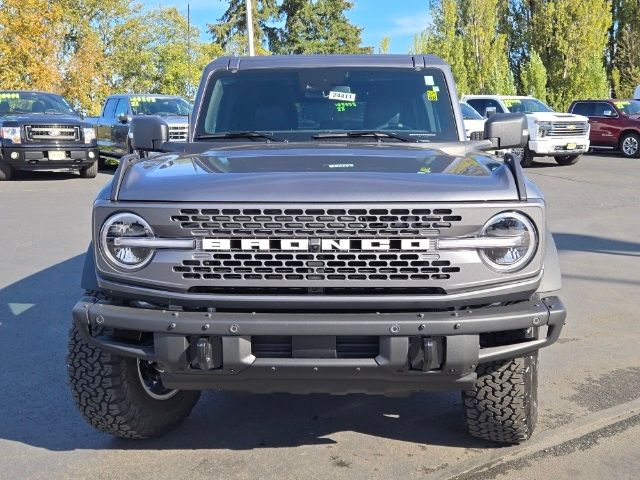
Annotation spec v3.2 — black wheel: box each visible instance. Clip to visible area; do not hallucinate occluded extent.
[619,132,640,158]
[520,147,535,167]
[554,154,581,166]
[0,162,13,181]
[79,161,98,178]
[462,353,538,443]
[67,324,200,438]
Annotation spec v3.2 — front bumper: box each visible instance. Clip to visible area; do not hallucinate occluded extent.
[73,295,566,394]
[528,138,590,155]
[2,146,98,170]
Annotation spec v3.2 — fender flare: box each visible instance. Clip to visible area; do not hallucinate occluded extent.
[538,230,562,294]
[80,242,100,292]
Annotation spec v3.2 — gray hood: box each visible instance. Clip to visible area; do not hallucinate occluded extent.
[117,144,518,202]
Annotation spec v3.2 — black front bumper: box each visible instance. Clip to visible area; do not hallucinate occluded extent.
[72,296,565,394]
[2,145,98,170]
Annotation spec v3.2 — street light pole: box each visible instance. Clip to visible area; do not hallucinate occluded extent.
[246,0,255,56]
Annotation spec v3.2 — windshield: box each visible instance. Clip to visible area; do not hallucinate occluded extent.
[131,97,191,116]
[502,97,552,113]
[461,102,483,120]
[614,100,640,115]
[0,92,76,116]
[196,67,458,142]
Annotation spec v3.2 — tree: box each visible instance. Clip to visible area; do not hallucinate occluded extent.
[208,0,278,54]
[0,0,65,91]
[379,36,391,54]
[520,50,547,101]
[270,0,372,54]
[610,0,640,97]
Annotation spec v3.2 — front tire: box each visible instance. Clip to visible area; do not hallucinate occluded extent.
[554,154,581,166]
[520,147,535,168]
[67,325,200,438]
[0,162,13,181]
[619,132,640,158]
[463,353,538,443]
[79,161,98,178]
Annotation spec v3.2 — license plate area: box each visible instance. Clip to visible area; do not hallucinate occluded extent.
[48,151,67,161]
[566,143,577,150]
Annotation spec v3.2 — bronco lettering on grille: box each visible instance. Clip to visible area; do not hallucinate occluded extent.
[202,238,431,252]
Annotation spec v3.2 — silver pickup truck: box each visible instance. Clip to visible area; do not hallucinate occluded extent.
[86,94,190,163]
[69,54,566,444]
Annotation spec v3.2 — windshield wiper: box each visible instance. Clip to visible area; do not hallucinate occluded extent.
[195,131,283,142]
[313,130,414,142]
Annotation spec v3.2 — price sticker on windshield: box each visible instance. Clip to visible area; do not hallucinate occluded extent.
[328,91,356,102]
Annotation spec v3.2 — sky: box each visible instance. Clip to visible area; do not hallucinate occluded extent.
[143,0,430,54]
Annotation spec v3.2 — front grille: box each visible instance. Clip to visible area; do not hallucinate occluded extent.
[251,336,380,359]
[172,207,462,237]
[174,253,460,282]
[25,124,80,142]
[168,124,188,141]
[547,122,588,137]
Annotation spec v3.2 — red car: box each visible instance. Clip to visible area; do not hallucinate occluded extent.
[568,99,640,158]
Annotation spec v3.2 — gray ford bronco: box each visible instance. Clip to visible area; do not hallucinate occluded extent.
[69,55,566,443]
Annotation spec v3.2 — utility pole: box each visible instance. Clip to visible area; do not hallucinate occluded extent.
[246,0,255,56]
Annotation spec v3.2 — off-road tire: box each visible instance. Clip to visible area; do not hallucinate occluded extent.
[79,161,98,178]
[619,132,640,158]
[0,162,13,181]
[554,154,581,166]
[67,325,201,439]
[462,353,538,443]
[520,147,535,168]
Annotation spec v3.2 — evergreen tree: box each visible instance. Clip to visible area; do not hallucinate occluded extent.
[610,0,640,97]
[379,37,390,54]
[271,0,371,54]
[520,51,547,102]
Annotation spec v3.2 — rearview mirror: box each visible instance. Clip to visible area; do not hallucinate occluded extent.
[130,116,169,152]
[483,113,528,150]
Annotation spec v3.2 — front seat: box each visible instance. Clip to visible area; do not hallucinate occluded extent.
[31,101,46,113]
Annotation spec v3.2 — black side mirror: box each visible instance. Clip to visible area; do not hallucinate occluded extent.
[118,112,131,124]
[130,116,169,152]
[485,106,497,118]
[483,113,528,149]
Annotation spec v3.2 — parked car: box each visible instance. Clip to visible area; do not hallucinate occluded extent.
[568,99,640,158]
[460,101,485,140]
[0,91,98,180]
[462,95,590,167]
[86,94,190,163]
[634,86,640,99]
[69,54,566,444]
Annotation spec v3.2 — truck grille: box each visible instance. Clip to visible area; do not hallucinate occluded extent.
[174,253,460,282]
[168,124,188,141]
[25,124,80,142]
[172,207,462,237]
[547,122,589,137]
[251,336,380,359]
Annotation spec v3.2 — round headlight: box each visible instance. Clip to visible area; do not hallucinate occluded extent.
[478,212,537,272]
[100,213,154,270]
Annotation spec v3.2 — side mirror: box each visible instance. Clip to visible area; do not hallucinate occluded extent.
[118,112,131,124]
[485,106,497,118]
[130,116,169,152]
[483,113,528,150]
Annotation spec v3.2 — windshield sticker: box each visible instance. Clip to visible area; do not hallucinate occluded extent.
[615,101,630,108]
[418,166,432,173]
[432,86,440,92]
[0,93,19,99]
[424,75,435,86]
[328,91,356,102]
[335,101,357,112]
[426,90,438,101]
[503,99,522,107]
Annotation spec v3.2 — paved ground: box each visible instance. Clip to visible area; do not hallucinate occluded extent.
[0,153,638,479]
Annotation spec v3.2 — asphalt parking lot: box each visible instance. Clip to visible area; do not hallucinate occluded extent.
[1,153,639,479]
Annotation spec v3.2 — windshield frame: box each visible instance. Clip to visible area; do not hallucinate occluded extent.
[193,66,462,144]
[0,91,78,117]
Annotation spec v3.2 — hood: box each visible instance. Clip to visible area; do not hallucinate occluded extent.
[0,113,83,125]
[117,144,518,202]
[525,112,588,122]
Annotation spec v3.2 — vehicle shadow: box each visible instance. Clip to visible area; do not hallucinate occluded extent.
[11,166,115,181]
[0,255,497,452]
[553,232,640,258]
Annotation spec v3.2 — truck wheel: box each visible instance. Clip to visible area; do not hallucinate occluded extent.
[79,161,98,179]
[0,162,13,181]
[619,132,640,158]
[520,147,535,168]
[67,325,200,438]
[462,352,538,443]
[554,154,581,166]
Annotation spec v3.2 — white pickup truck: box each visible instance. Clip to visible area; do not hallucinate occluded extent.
[462,95,590,167]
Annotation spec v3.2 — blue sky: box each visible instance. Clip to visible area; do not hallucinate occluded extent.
[142,0,430,54]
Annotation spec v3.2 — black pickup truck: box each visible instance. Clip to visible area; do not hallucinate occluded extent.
[86,94,190,163]
[0,91,98,180]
